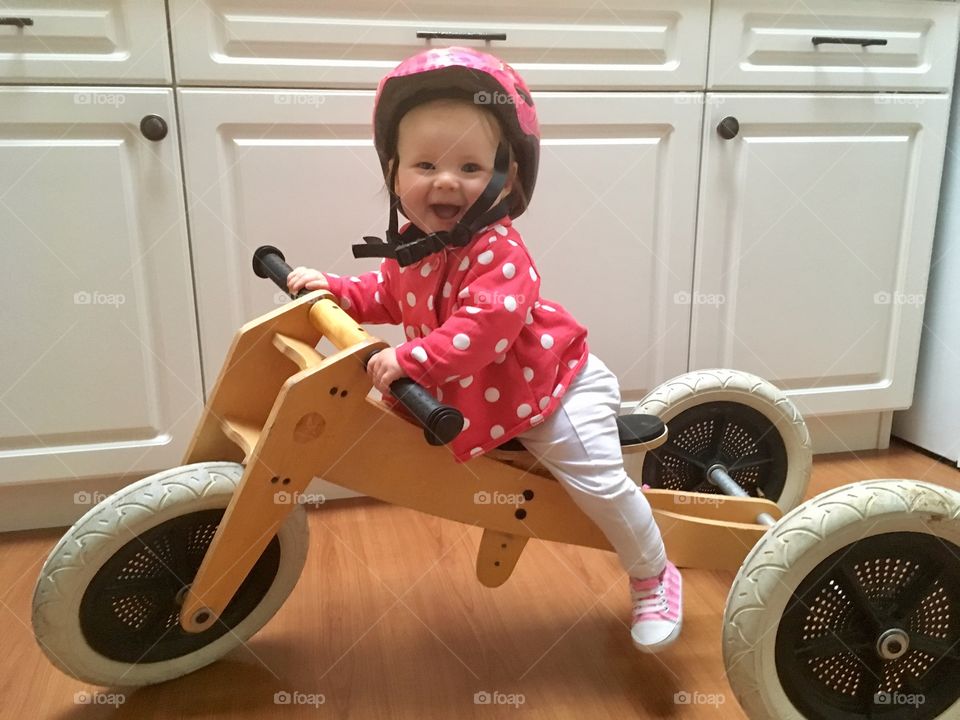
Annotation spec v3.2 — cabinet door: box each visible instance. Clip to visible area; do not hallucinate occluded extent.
[524,93,701,398]
[0,1,171,83]
[178,89,405,386]
[179,90,699,400]
[692,93,950,416]
[0,88,202,484]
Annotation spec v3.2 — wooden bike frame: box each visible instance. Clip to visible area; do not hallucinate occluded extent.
[177,292,781,633]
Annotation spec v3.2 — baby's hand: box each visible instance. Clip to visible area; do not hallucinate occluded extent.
[367,348,407,395]
[286,266,330,294]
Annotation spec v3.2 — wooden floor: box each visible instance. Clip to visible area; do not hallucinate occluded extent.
[2,440,958,720]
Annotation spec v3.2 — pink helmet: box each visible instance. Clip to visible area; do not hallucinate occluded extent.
[373,46,540,217]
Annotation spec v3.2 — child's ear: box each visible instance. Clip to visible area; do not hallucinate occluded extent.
[504,160,519,193]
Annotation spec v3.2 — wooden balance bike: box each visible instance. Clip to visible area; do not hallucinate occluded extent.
[33,247,960,719]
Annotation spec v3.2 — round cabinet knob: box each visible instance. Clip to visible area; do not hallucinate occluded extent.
[717,116,740,140]
[140,115,168,141]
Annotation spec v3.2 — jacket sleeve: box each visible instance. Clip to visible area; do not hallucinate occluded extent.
[323,260,402,325]
[395,242,541,386]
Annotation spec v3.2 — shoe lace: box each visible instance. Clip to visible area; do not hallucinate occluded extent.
[632,582,669,614]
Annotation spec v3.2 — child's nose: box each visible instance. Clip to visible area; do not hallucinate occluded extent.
[433,171,459,191]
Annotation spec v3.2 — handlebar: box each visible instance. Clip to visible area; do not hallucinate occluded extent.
[252,245,464,446]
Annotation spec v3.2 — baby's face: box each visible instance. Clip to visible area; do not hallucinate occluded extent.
[393,99,516,234]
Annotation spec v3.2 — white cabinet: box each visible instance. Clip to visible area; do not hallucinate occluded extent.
[5,1,960,526]
[0,88,203,486]
[178,90,701,399]
[169,0,711,90]
[708,0,960,92]
[0,1,172,83]
[177,89,404,386]
[173,0,960,446]
[523,93,701,398]
[691,93,951,418]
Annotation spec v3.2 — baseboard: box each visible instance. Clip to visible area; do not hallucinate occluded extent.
[806,412,893,454]
[0,472,363,534]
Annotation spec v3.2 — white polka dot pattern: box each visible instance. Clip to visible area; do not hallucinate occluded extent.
[327,219,588,462]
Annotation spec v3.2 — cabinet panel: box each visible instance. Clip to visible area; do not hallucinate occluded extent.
[692,93,950,416]
[170,0,710,90]
[523,93,701,398]
[709,0,960,91]
[179,90,699,400]
[0,88,202,484]
[178,89,401,387]
[0,1,171,83]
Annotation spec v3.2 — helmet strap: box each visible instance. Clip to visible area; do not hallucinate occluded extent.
[354,142,512,267]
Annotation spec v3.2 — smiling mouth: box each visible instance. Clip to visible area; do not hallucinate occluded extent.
[430,204,462,220]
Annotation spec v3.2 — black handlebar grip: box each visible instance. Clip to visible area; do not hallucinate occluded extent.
[389,378,464,445]
[253,245,309,299]
[252,245,464,446]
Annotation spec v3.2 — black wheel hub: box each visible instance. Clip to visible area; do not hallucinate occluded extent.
[79,509,281,663]
[641,401,788,501]
[776,531,960,719]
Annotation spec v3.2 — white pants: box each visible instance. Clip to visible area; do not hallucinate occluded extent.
[516,354,667,579]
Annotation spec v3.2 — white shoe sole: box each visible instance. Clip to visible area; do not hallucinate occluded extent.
[632,616,683,654]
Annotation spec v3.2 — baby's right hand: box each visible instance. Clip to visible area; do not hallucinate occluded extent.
[286,266,330,294]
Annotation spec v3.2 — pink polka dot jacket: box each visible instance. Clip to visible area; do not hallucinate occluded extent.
[323,217,589,462]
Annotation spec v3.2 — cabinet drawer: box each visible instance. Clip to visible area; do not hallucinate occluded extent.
[169,0,709,90]
[0,1,171,83]
[708,0,960,91]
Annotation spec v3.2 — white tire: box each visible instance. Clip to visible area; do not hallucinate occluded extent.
[32,462,309,687]
[632,368,811,512]
[724,479,960,720]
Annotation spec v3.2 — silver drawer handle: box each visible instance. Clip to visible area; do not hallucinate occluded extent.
[0,17,33,28]
[812,36,888,48]
[416,31,507,42]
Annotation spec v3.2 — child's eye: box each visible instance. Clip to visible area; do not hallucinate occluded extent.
[462,163,483,173]
[416,161,435,170]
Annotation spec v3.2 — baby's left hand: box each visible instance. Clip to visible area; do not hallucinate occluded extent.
[367,348,407,395]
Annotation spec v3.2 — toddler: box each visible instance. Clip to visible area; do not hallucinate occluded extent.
[287,47,682,653]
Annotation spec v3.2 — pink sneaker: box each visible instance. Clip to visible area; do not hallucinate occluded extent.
[629,561,682,653]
